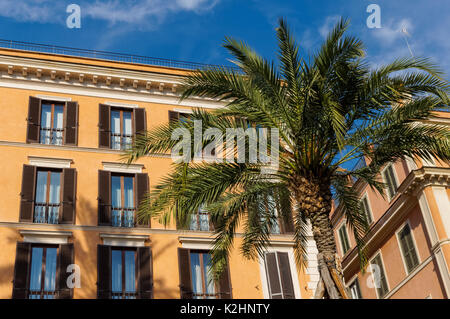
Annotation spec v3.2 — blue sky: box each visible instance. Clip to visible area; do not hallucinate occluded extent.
[0,0,448,77]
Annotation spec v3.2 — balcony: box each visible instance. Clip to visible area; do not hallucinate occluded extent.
[34,202,60,224]
[111,207,136,228]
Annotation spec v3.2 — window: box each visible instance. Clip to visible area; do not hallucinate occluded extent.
[256,193,294,235]
[382,164,398,201]
[98,104,146,149]
[26,97,78,145]
[34,169,62,224]
[19,165,77,225]
[349,278,362,299]
[111,248,137,299]
[190,251,216,299]
[189,205,212,231]
[360,195,373,225]
[111,109,133,150]
[98,170,149,227]
[178,248,232,299]
[28,246,58,299]
[111,174,135,227]
[264,251,295,299]
[397,223,420,274]
[338,224,350,255]
[97,245,153,299]
[12,243,74,299]
[370,254,389,298]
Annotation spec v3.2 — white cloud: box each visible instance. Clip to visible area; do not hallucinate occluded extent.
[0,0,220,27]
[319,15,340,38]
[371,18,413,45]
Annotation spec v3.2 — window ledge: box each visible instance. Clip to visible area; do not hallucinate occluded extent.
[19,229,72,244]
[100,233,149,247]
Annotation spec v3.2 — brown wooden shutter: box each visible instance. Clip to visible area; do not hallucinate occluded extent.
[265,252,282,299]
[64,101,79,146]
[134,108,147,137]
[99,104,111,148]
[218,261,232,299]
[138,247,153,299]
[98,170,111,226]
[60,168,76,224]
[169,110,179,123]
[19,165,36,222]
[277,252,295,299]
[12,242,31,299]
[135,173,150,227]
[58,243,74,299]
[26,96,41,143]
[97,245,111,299]
[178,248,193,299]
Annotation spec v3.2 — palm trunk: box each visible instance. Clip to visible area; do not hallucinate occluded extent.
[293,175,346,299]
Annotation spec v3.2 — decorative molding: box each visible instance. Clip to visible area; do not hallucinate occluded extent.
[102,161,144,173]
[100,233,149,247]
[36,94,72,102]
[28,156,73,168]
[19,230,72,244]
[104,101,139,109]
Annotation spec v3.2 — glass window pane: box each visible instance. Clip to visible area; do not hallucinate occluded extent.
[111,250,122,293]
[40,104,52,144]
[124,251,136,293]
[111,111,121,149]
[29,247,43,291]
[190,253,203,298]
[44,248,57,292]
[35,171,48,203]
[123,112,132,135]
[53,105,64,145]
[202,253,215,298]
[123,177,134,208]
[111,176,122,226]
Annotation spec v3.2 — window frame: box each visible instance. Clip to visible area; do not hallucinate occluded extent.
[188,250,218,299]
[348,277,362,299]
[110,107,134,150]
[110,247,138,299]
[110,173,136,228]
[39,101,65,145]
[395,221,421,275]
[338,222,350,255]
[369,252,390,299]
[34,167,63,224]
[189,205,212,232]
[359,193,374,225]
[381,163,399,202]
[27,244,59,299]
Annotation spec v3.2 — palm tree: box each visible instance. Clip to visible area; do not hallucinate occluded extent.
[125,18,450,298]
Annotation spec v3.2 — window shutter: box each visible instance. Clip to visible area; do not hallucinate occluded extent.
[138,247,153,299]
[277,252,295,299]
[265,252,282,299]
[134,108,147,137]
[60,168,77,224]
[178,248,193,299]
[97,245,111,299]
[19,165,36,222]
[98,104,111,148]
[217,261,232,299]
[135,173,150,227]
[64,101,79,146]
[169,111,179,123]
[58,243,74,299]
[26,96,41,143]
[12,242,31,299]
[98,170,111,226]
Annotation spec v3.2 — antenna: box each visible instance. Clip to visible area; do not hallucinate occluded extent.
[401,27,414,58]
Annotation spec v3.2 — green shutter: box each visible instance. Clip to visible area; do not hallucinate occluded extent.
[399,225,419,273]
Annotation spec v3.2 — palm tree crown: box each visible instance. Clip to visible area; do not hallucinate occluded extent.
[125,18,450,297]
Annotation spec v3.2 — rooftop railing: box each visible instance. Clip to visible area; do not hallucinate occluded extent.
[0,39,240,72]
